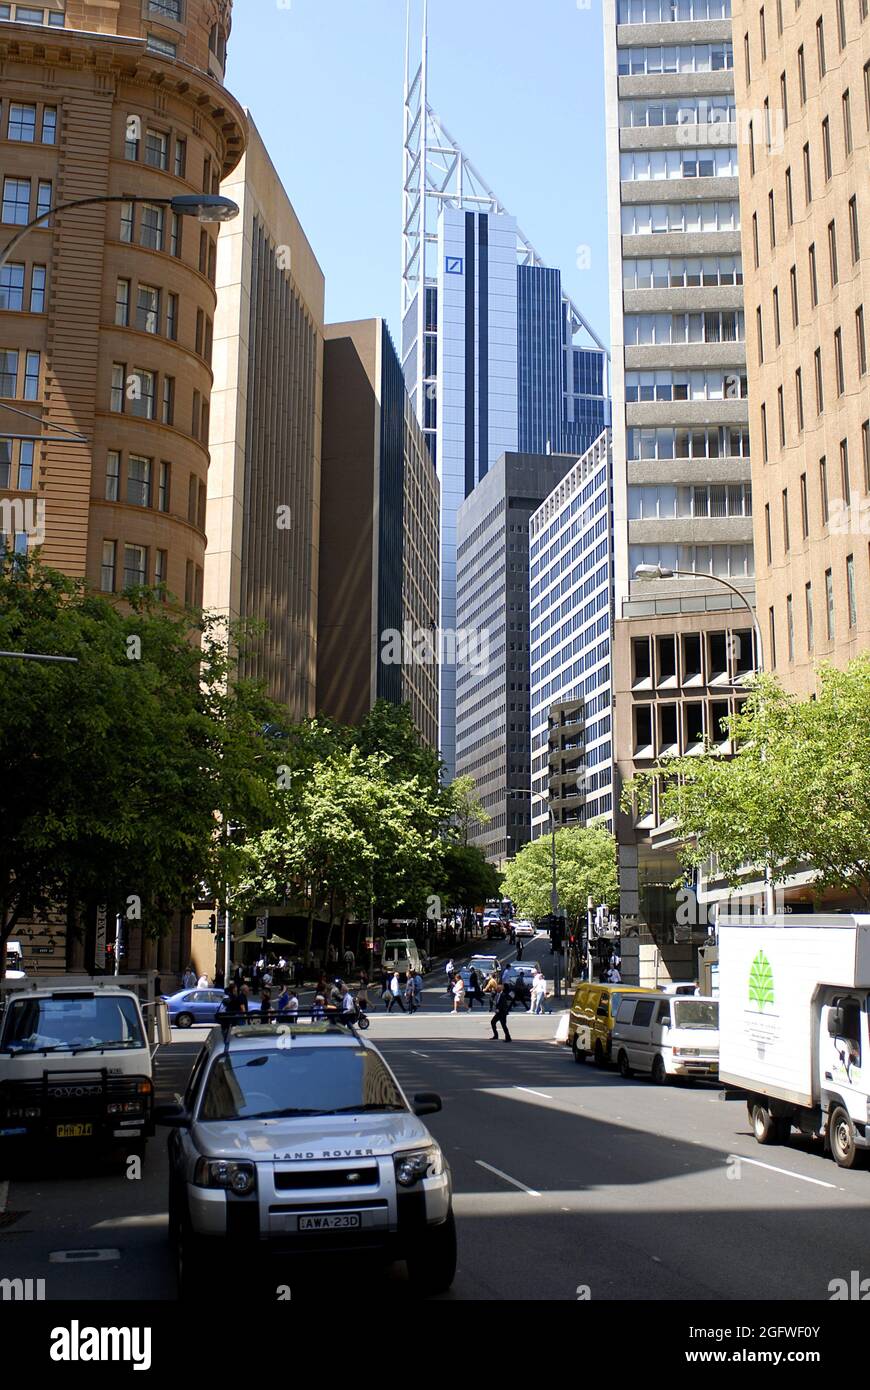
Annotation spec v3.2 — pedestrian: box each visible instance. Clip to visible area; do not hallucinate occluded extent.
[467,968,484,1010]
[233,963,244,989]
[344,947,355,974]
[294,958,304,988]
[340,983,357,1026]
[259,986,272,1021]
[483,972,498,1011]
[445,958,455,994]
[412,969,423,1011]
[531,970,547,1015]
[516,937,524,961]
[404,974,417,1013]
[197,971,209,987]
[218,982,244,1036]
[329,978,343,1007]
[489,981,513,1042]
[239,983,251,1013]
[452,973,466,1014]
[316,972,328,998]
[358,970,370,1010]
[387,971,407,1013]
[182,965,196,989]
[312,994,326,1020]
[276,982,291,1013]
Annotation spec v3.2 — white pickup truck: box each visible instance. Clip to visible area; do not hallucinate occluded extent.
[719,914,870,1169]
[0,976,161,1161]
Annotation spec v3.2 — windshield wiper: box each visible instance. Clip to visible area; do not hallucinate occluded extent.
[239,1107,330,1120]
[319,1104,405,1114]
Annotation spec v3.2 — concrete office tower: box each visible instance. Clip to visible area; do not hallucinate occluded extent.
[604,0,759,931]
[317,319,439,749]
[0,0,244,608]
[205,116,324,719]
[402,2,608,778]
[455,451,580,864]
[733,0,870,695]
[529,431,616,844]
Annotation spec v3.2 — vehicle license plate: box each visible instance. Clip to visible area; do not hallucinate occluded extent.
[297,1212,362,1231]
[56,1123,93,1138]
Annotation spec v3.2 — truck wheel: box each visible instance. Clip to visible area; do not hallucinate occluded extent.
[176,1012,194,1030]
[406,1211,457,1296]
[829,1106,862,1169]
[651,1055,667,1085]
[617,1050,633,1079]
[571,1035,586,1064]
[751,1103,783,1144]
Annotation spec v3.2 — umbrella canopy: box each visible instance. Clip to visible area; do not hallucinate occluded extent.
[233,929,297,947]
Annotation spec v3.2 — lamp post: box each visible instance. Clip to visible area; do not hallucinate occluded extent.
[548,806,564,999]
[633,562,775,914]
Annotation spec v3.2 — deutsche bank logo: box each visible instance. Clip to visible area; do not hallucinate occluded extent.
[445,256,464,274]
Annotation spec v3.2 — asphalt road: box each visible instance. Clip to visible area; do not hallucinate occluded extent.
[2,939,869,1302]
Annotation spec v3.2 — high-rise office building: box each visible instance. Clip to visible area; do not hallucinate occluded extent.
[604,0,759,930]
[205,116,324,720]
[733,0,870,696]
[317,318,439,749]
[402,8,608,776]
[529,430,615,842]
[455,450,579,863]
[0,0,244,614]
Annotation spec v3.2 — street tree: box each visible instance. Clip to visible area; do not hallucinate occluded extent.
[503,826,619,923]
[445,774,490,847]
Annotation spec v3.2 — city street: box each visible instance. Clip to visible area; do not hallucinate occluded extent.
[2,956,869,1302]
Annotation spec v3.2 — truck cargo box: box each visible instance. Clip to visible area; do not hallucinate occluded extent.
[718,915,870,1108]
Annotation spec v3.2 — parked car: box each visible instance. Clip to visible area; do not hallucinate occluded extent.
[613,995,719,1083]
[514,921,536,940]
[159,1019,456,1297]
[566,982,660,1067]
[163,988,244,1029]
[657,981,701,997]
[486,922,507,940]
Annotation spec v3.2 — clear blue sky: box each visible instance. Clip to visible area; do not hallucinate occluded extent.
[226,0,611,348]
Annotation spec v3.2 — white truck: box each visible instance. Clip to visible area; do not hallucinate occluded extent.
[719,914,870,1169]
[0,975,166,1162]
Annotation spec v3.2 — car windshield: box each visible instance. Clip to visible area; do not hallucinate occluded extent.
[1,995,145,1054]
[198,1046,407,1122]
[673,1000,718,1030]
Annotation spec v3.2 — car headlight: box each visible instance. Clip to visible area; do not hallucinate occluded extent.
[193,1158,257,1194]
[394,1147,443,1187]
[676,1048,699,1057]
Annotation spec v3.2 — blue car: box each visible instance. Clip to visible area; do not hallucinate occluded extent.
[163,988,242,1028]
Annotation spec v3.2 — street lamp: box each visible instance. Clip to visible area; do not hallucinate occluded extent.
[633,562,775,914]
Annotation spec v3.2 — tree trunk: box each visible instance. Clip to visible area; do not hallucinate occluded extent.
[304,905,315,969]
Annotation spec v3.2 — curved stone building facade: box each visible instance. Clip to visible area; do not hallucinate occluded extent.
[0,0,246,607]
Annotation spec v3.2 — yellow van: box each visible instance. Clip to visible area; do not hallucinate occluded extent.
[567,983,660,1067]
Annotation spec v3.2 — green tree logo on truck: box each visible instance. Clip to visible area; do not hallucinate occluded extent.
[748,950,775,1010]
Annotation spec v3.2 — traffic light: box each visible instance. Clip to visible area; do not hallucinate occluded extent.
[208,913,217,934]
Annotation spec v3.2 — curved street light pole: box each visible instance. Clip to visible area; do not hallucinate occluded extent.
[634,563,775,915]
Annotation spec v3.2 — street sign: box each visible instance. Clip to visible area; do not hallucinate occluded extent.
[95,904,107,969]
[255,916,269,939]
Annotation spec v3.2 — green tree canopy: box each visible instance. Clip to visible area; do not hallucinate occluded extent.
[444,774,490,846]
[622,659,870,906]
[503,825,619,922]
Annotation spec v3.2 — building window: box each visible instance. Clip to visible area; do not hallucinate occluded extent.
[815,346,824,412]
[169,212,181,258]
[768,188,776,246]
[840,437,851,506]
[105,450,120,502]
[124,114,140,161]
[154,548,167,591]
[139,203,165,252]
[2,178,31,225]
[187,472,198,524]
[782,488,790,551]
[785,166,793,224]
[110,363,126,413]
[0,264,24,311]
[760,4,767,58]
[23,350,39,399]
[769,607,777,667]
[744,30,751,82]
[101,540,116,593]
[123,544,148,589]
[129,368,156,420]
[749,120,756,173]
[161,375,174,426]
[191,389,200,441]
[752,212,759,267]
[849,196,861,262]
[0,350,18,396]
[146,34,177,58]
[114,278,130,327]
[781,71,789,127]
[816,15,826,77]
[820,454,829,523]
[834,327,845,395]
[120,202,134,243]
[803,141,812,202]
[825,567,835,640]
[790,263,799,325]
[800,471,809,536]
[858,306,868,376]
[41,106,56,144]
[836,0,847,47]
[795,367,804,430]
[765,502,772,561]
[787,594,795,661]
[184,558,194,606]
[149,0,182,17]
[144,129,169,171]
[778,384,786,445]
[17,439,33,490]
[7,103,36,142]
[805,582,814,649]
[29,265,45,312]
[136,284,160,334]
[127,454,152,508]
[809,242,818,305]
[166,292,178,341]
[761,402,769,462]
[756,305,764,361]
[158,461,170,513]
[36,181,51,224]
[174,137,187,179]
[843,89,853,154]
[798,44,807,103]
[847,555,857,628]
[863,420,870,492]
[773,286,781,346]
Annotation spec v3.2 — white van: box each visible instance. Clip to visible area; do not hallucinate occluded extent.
[381,938,425,976]
[613,994,719,1083]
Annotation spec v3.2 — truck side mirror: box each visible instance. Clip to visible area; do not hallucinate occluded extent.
[828,1007,846,1036]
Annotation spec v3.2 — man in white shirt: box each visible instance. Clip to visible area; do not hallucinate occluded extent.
[197,973,209,988]
[387,971,407,1013]
[340,986,357,1025]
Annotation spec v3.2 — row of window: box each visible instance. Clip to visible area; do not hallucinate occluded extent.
[630,542,755,577]
[622,200,740,235]
[624,309,744,345]
[113,277,213,359]
[0,348,40,399]
[618,0,731,21]
[763,423,870,562]
[623,255,743,290]
[753,215,860,364]
[0,437,34,489]
[0,101,56,145]
[621,148,739,182]
[634,698,744,757]
[109,363,210,444]
[759,313,867,459]
[0,5,64,26]
[619,97,736,130]
[100,542,202,608]
[616,43,733,75]
[1,175,52,226]
[770,557,862,669]
[628,425,751,459]
[0,262,46,312]
[745,1,866,88]
[633,629,754,685]
[629,482,753,520]
[625,369,747,401]
[119,201,217,282]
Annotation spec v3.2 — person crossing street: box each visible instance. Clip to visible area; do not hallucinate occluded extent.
[489,981,512,1042]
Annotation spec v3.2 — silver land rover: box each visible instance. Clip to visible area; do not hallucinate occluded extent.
[159,1020,455,1297]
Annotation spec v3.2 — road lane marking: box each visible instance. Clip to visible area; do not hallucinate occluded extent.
[476,1159,541,1197]
[410,1051,430,1059]
[49,1249,121,1263]
[727,1153,838,1189]
[514,1085,553,1100]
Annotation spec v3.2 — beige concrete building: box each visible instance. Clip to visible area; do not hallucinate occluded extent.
[0,1,244,611]
[734,0,870,693]
[318,318,439,748]
[205,115,324,718]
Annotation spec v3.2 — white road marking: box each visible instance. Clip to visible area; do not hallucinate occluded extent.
[515,1085,553,1100]
[728,1153,839,1189]
[476,1159,541,1197]
[49,1249,121,1263]
[0,1180,8,1214]
[410,1051,430,1059]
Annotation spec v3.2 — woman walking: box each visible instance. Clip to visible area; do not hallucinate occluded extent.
[452,972,466,1014]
